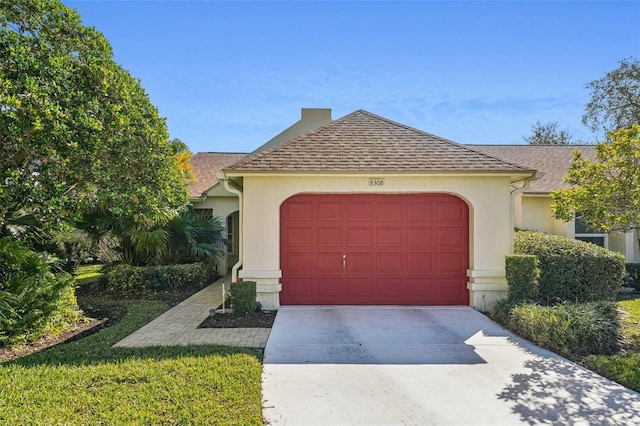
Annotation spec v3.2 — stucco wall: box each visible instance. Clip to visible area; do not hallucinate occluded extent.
[237,174,514,310]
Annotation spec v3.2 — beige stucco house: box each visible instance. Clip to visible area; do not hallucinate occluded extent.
[190,109,639,311]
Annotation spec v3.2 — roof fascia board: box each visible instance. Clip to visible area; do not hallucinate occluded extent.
[223,170,536,180]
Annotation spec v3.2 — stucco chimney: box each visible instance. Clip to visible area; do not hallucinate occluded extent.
[251,108,332,154]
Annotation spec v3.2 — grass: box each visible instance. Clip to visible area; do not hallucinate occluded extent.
[582,295,640,392]
[75,264,104,285]
[0,299,264,425]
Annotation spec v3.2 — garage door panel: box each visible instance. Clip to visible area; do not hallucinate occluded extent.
[317,202,343,221]
[345,278,373,296]
[407,227,433,247]
[284,227,313,247]
[376,227,403,247]
[317,227,343,247]
[346,228,373,247]
[281,193,469,305]
[346,202,374,221]
[285,202,314,221]
[406,253,432,273]
[437,227,464,247]
[285,252,313,272]
[287,278,313,297]
[376,203,404,221]
[436,253,465,272]
[406,278,435,297]
[376,253,403,274]
[317,278,343,297]
[375,278,404,296]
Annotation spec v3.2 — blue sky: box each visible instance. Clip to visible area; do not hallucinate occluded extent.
[65,1,640,153]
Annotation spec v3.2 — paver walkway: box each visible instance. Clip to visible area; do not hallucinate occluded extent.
[114,275,271,348]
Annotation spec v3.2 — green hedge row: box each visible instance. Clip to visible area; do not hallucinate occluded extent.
[505,254,539,302]
[626,264,640,291]
[491,300,620,359]
[514,231,625,303]
[105,263,214,294]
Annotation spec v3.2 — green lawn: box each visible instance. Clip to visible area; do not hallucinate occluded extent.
[0,299,263,425]
[583,296,640,392]
[75,264,104,285]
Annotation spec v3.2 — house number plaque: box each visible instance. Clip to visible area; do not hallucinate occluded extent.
[368,178,385,187]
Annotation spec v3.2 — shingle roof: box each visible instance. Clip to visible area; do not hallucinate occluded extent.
[225,110,534,174]
[187,152,247,197]
[470,145,597,193]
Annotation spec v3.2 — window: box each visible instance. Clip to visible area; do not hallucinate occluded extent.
[575,216,607,248]
[227,214,234,254]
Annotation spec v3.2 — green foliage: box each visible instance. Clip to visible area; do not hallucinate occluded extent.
[514,231,625,303]
[491,301,620,359]
[230,281,257,317]
[505,254,539,302]
[523,120,576,145]
[552,125,640,233]
[106,263,213,294]
[625,264,640,291]
[0,300,263,425]
[74,264,104,285]
[0,237,81,346]
[583,353,640,392]
[583,57,640,135]
[0,0,187,233]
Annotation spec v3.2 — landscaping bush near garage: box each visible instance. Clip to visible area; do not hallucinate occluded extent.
[626,264,640,291]
[230,281,257,317]
[105,263,214,294]
[492,300,620,359]
[514,230,625,303]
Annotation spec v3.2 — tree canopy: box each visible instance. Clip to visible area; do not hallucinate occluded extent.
[0,0,187,233]
[582,57,640,136]
[551,124,640,233]
[523,121,575,145]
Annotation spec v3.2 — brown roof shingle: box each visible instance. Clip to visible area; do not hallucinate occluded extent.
[187,152,247,197]
[226,110,534,174]
[470,145,597,193]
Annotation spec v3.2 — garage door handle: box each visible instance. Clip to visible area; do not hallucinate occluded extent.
[343,254,346,269]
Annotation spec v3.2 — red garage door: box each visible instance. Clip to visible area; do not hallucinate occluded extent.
[280,193,469,305]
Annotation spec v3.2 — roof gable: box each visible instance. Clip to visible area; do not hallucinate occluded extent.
[226,110,533,173]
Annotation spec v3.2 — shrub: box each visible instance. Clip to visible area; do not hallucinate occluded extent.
[505,254,539,302]
[514,231,625,303]
[106,263,213,294]
[491,300,620,359]
[626,264,640,291]
[230,281,256,317]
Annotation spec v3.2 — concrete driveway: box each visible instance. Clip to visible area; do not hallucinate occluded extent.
[262,306,640,425]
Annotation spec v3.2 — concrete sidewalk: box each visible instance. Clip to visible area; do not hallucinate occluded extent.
[263,306,640,425]
[114,275,271,348]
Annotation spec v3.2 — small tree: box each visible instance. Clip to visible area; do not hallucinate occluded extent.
[523,121,575,145]
[552,124,640,233]
[583,57,640,136]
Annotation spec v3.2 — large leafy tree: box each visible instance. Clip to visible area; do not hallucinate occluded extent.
[551,125,640,233]
[0,0,187,234]
[582,57,640,136]
[523,121,575,145]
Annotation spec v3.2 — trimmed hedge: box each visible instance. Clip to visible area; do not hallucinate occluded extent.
[230,281,257,317]
[105,263,213,294]
[490,300,620,359]
[626,264,640,291]
[514,231,625,303]
[505,254,539,302]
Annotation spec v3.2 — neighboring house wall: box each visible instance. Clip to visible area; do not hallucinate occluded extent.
[191,184,240,274]
[238,174,514,311]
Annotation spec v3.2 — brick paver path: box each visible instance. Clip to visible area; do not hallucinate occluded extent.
[114,276,272,348]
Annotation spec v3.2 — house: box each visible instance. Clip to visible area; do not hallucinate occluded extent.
[193,109,640,311]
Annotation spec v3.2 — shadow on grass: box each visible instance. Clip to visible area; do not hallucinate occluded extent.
[5,300,262,368]
[497,355,640,425]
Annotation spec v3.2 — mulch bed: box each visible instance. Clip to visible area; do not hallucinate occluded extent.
[197,310,277,329]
